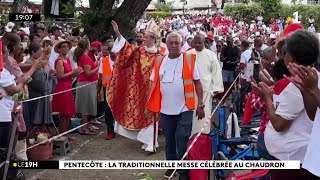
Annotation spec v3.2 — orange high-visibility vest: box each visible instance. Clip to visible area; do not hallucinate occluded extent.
[102,56,113,87]
[147,53,196,113]
[159,46,166,56]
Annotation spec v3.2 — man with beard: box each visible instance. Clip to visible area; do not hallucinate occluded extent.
[135,32,144,46]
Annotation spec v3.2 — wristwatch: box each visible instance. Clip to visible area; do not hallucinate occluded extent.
[198,104,205,109]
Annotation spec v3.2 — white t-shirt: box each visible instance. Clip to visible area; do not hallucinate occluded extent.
[0,68,16,122]
[240,49,252,82]
[48,46,59,70]
[67,46,77,69]
[303,108,320,176]
[150,54,200,115]
[265,78,317,162]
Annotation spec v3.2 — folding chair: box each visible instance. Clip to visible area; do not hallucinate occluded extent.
[211,106,260,179]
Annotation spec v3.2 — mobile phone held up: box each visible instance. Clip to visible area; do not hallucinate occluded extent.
[247,60,260,82]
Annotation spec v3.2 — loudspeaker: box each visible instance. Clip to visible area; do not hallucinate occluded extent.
[43,0,75,19]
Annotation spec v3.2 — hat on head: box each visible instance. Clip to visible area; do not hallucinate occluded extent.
[281,23,304,37]
[43,36,51,41]
[91,41,102,48]
[206,34,214,41]
[7,22,15,28]
[18,31,25,36]
[54,40,72,53]
[145,18,160,38]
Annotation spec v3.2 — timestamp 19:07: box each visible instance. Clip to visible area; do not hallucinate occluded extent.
[8,13,41,22]
[16,15,33,21]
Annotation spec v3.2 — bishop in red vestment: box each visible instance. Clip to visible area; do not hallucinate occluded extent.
[107,21,160,152]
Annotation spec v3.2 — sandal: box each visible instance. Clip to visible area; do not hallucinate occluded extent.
[80,127,94,135]
[87,126,97,132]
[80,129,94,135]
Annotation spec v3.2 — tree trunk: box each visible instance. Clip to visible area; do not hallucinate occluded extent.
[84,0,116,41]
[111,0,152,38]
[12,0,29,13]
[84,0,151,41]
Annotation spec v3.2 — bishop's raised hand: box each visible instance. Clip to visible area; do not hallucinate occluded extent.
[111,20,121,39]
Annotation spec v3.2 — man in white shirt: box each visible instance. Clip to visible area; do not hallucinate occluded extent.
[147,32,205,180]
[188,33,224,136]
[240,40,253,79]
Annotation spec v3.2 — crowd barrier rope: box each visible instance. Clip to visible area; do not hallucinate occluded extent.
[169,73,241,179]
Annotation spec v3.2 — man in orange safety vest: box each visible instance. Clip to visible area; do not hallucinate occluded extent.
[98,40,116,140]
[146,32,205,180]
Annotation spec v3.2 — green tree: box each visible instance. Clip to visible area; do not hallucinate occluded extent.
[154,0,173,12]
[63,0,152,41]
[12,0,29,13]
[256,0,281,21]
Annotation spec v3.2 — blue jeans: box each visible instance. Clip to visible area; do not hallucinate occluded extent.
[257,134,272,160]
[160,111,193,175]
[222,70,234,83]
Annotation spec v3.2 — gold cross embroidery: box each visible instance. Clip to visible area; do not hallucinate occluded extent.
[141,57,151,69]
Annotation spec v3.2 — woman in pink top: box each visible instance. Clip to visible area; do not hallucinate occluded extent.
[74,39,100,135]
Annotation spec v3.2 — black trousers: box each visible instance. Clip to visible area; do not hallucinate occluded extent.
[0,122,12,149]
[103,88,115,134]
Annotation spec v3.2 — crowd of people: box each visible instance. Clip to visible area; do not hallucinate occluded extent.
[0,11,320,180]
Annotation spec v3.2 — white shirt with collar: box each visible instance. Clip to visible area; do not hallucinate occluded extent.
[150,54,200,115]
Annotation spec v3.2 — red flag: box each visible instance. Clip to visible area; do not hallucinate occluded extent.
[0,41,3,72]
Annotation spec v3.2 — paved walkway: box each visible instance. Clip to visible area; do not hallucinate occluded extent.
[23,123,177,180]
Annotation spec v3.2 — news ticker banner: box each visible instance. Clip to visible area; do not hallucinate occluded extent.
[8,160,300,170]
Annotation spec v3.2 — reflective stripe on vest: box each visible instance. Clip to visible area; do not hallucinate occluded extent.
[183,53,196,110]
[147,53,196,112]
[102,56,112,87]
